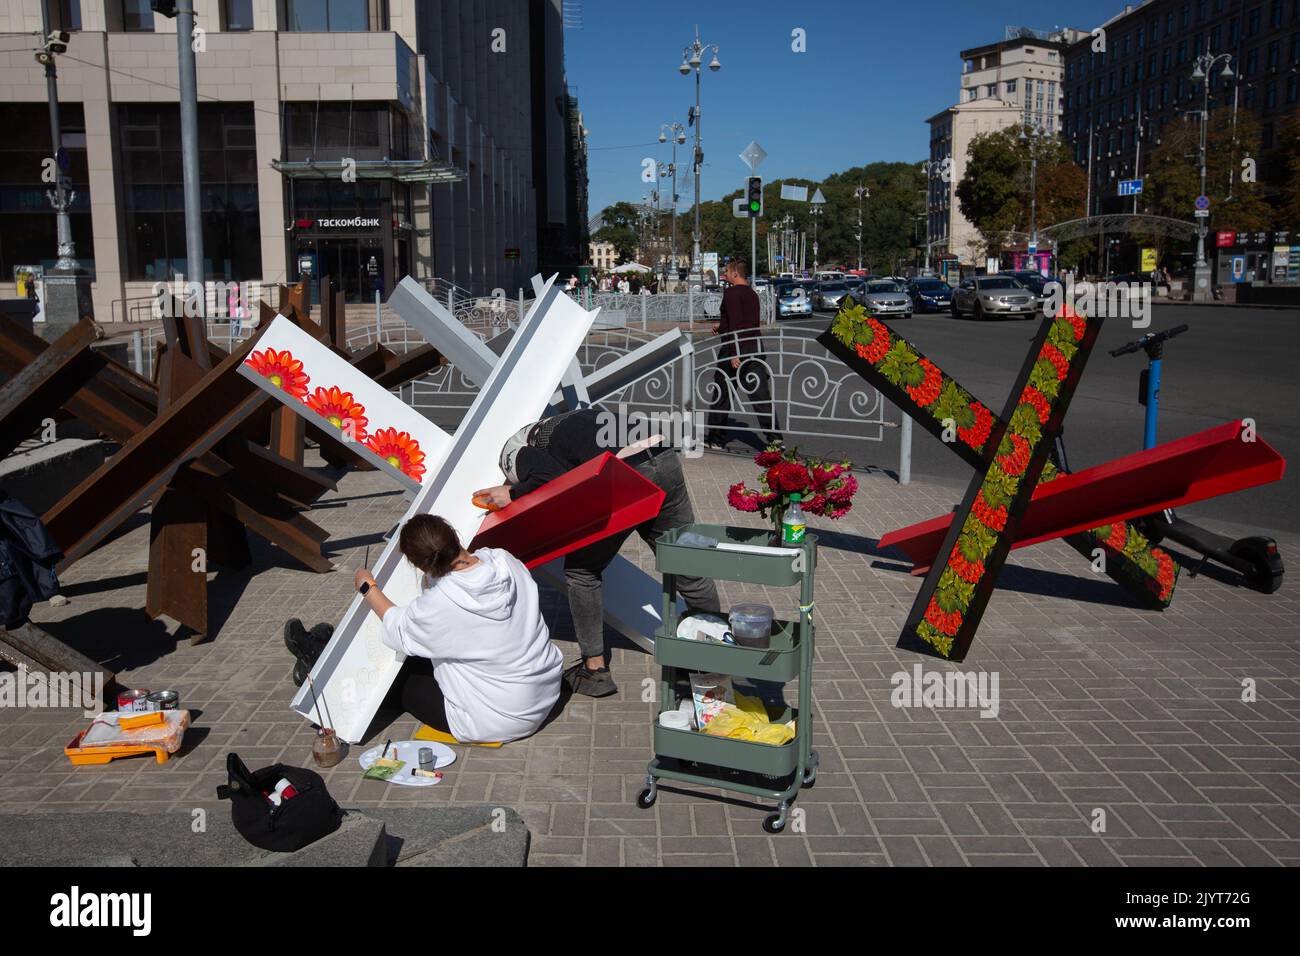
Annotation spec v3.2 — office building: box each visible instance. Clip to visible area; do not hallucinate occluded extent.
[1061,0,1298,217]
[0,0,587,322]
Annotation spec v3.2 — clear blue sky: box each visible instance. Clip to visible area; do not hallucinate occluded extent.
[565,0,1129,217]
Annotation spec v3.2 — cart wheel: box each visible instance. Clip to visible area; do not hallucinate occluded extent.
[801,766,817,789]
[636,787,657,809]
[762,811,786,834]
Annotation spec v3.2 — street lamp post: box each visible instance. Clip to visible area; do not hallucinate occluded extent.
[679,27,720,282]
[658,122,686,285]
[1190,52,1234,301]
[33,8,93,340]
[853,185,869,271]
[1020,122,1042,271]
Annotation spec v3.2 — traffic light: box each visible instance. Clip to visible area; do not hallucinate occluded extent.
[746,176,763,217]
[151,0,179,18]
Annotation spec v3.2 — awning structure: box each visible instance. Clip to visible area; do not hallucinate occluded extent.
[271,157,465,184]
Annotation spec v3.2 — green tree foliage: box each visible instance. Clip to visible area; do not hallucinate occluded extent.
[590,201,642,263]
[955,124,1086,254]
[1144,108,1272,234]
[682,162,927,273]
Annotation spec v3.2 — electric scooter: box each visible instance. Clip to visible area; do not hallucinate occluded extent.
[1110,324,1284,594]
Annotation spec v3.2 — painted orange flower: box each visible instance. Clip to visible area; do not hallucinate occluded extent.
[305,385,369,442]
[365,427,427,482]
[246,348,309,400]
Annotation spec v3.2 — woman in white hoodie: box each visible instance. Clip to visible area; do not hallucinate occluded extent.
[353,514,562,744]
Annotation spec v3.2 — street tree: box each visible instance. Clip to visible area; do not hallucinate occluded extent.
[956,124,1086,256]
[1143,108,1272,234]
[590,201,642,264]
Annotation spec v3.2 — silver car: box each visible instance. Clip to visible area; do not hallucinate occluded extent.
[951,276,1036,320]
[812,281,852,311]
[858,279,913,319]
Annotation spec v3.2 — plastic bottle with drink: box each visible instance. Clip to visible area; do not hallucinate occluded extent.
[782,493,807,544]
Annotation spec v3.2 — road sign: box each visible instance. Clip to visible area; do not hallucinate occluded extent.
[811,188,826,205]
[1117,178,1144,196]
[739,141,767,172]
[780,184,808,202]
[1194,209,1210,218]
[1194,194,1210,210]
[1027,242,1038,255]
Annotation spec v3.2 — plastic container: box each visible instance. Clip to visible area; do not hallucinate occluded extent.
[729,604,774,648]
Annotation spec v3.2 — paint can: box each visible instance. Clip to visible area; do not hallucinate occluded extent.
[116,689,150,713]
[417,747,435,771]
[146,690,179,711]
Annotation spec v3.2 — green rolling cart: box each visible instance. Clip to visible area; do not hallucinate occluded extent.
[636,523,818,833]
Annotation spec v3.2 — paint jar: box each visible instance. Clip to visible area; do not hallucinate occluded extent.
[729,604,774,648]
[311,728,343,768]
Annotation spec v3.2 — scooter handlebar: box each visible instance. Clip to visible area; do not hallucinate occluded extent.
[1110,323,1189,358]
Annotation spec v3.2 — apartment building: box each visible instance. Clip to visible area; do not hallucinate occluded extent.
[1061,0,1299,217]
[0,0,587,322]
[926,98,1024,272]
[960,27,1088,133]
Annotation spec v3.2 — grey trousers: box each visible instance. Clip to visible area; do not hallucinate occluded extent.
[563,449,720,660]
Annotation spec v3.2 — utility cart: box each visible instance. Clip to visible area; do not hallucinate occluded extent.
[636,523,817,833]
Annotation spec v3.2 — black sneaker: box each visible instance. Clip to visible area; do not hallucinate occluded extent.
[284,619,331,687]
[563,660,618,698]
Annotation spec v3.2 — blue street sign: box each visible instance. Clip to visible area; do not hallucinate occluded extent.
[1117,178,1144,196]
[1194,194,1211,210]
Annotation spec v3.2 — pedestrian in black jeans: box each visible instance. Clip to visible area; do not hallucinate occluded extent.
[706,257,782,448]
[473,407,721,698]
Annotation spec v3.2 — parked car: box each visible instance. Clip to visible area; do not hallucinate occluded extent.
[907,277,953,313]
[998,270,1055,310]
[812,281,852,311]
[858,279,913,319]
[777,284,814,318]
[951,276,1037,319]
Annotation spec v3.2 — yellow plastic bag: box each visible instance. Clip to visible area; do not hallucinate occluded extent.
[702,692,795,746]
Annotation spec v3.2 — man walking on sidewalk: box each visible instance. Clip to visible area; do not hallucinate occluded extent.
[705,258,782,448]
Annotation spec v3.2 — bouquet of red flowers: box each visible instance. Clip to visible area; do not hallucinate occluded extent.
[727,444,859,528]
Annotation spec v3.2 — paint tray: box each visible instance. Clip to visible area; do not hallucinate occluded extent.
[65,710,191,765]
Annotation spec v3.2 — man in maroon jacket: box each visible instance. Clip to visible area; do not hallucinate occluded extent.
[704,257,782,448]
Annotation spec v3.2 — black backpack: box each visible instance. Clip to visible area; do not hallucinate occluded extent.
[216,752,342,852]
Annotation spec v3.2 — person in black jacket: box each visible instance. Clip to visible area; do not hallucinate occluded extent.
[473,407,720,697]
[705,257,782,448]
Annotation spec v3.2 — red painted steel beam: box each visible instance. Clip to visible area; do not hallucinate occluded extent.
[881,420,1286,570]
[470,453,666,569]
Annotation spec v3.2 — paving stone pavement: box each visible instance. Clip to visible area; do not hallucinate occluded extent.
[4,449,1298,867]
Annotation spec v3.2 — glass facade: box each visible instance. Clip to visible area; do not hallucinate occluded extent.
[47,0,82,31]
[0,104,93,279]
[120,0,153,31]
[281,101,412,301]
[118,103,261,282]
[223,0,254,31]
[283,0,384,32]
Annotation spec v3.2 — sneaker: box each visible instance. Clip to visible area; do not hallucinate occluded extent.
[563,660,618,698]
[284,619,331,687]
